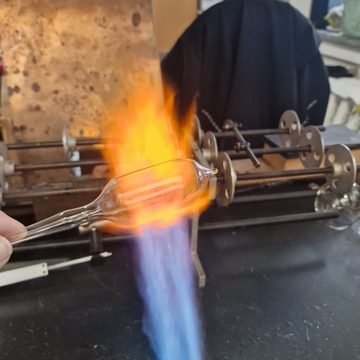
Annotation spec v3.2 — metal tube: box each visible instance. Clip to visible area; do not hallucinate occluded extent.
[231,190,316,204]
[4,187,101,201]
[236,167,332,182]
[214,126,326,139]
[12,234,131,252]
[77,139,103,146]
[229,143,360,159]
[7,138,102,150]
[8,141,65,149]
[199,211,339,231]
[215,128,289,138]
[228,145,311,159]
[14,159,106,172]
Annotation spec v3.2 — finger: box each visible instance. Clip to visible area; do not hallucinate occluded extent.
[0,211,27,241]
[0,235,12,267]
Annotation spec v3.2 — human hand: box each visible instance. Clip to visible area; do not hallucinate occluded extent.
[0,211,26,267]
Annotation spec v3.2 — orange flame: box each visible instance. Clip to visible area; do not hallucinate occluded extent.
[102,84,210,232]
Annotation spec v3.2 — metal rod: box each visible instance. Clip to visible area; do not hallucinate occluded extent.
[228,145,310,159]
[224,120,260,167]
[214,126,326,139]
[236,167,332,181]
[7,138,102,150]
[199,211,339,231]
[12,234,131,252]
[4,187,101,201]
[77,139,103,146]
[231,190,316,204]
[216,128,289,138]
[14,159,106,172]
[229,143,360,159]
[234,127,260,167]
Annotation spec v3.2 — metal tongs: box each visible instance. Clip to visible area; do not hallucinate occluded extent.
[12,159,216,245]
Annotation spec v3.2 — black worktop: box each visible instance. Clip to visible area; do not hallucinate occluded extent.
[1,207,360,359]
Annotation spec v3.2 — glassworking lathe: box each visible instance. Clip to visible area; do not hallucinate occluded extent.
[1,110,359,287]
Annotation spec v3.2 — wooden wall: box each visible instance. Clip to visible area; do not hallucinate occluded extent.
[0,0,162,184]
[152,0,197,53]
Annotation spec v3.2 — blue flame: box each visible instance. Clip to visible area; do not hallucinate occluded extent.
[134,219,203,360]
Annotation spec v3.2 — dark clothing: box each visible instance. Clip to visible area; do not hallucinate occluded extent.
[161,0,330,131]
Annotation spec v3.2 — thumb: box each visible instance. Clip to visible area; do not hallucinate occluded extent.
[0,235,12,268]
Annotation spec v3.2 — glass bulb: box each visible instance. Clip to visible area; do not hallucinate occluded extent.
[315,183,360,231]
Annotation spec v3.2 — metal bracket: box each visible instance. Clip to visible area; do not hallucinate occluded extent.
[201,131,218,164]
[299,126,324,168]
[190,213,206,288]
[325,144,356,195]
[0,142,11,204]
[62,126,77,159]
[190,139,215,287]
[278,110,301,148]
[194,115,204,145]
[214,152,237,206]
[223,119,260,168]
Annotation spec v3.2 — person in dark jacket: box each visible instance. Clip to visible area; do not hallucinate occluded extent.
[161,0,330,131]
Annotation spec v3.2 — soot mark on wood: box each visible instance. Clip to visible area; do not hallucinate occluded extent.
[32,82,41,92]
[132,12,141,27]
[28,104,42,112]
[13,125,27,132]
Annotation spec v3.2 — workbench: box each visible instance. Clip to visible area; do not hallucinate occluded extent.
[1,198,360,360]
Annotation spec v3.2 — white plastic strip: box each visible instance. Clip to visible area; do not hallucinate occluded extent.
[47,252,112,271]
[0,252,112,287]
[0,262,48,287]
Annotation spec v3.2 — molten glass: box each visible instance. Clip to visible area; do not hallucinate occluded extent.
[12,159,216,245]
[101,85,208,230]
